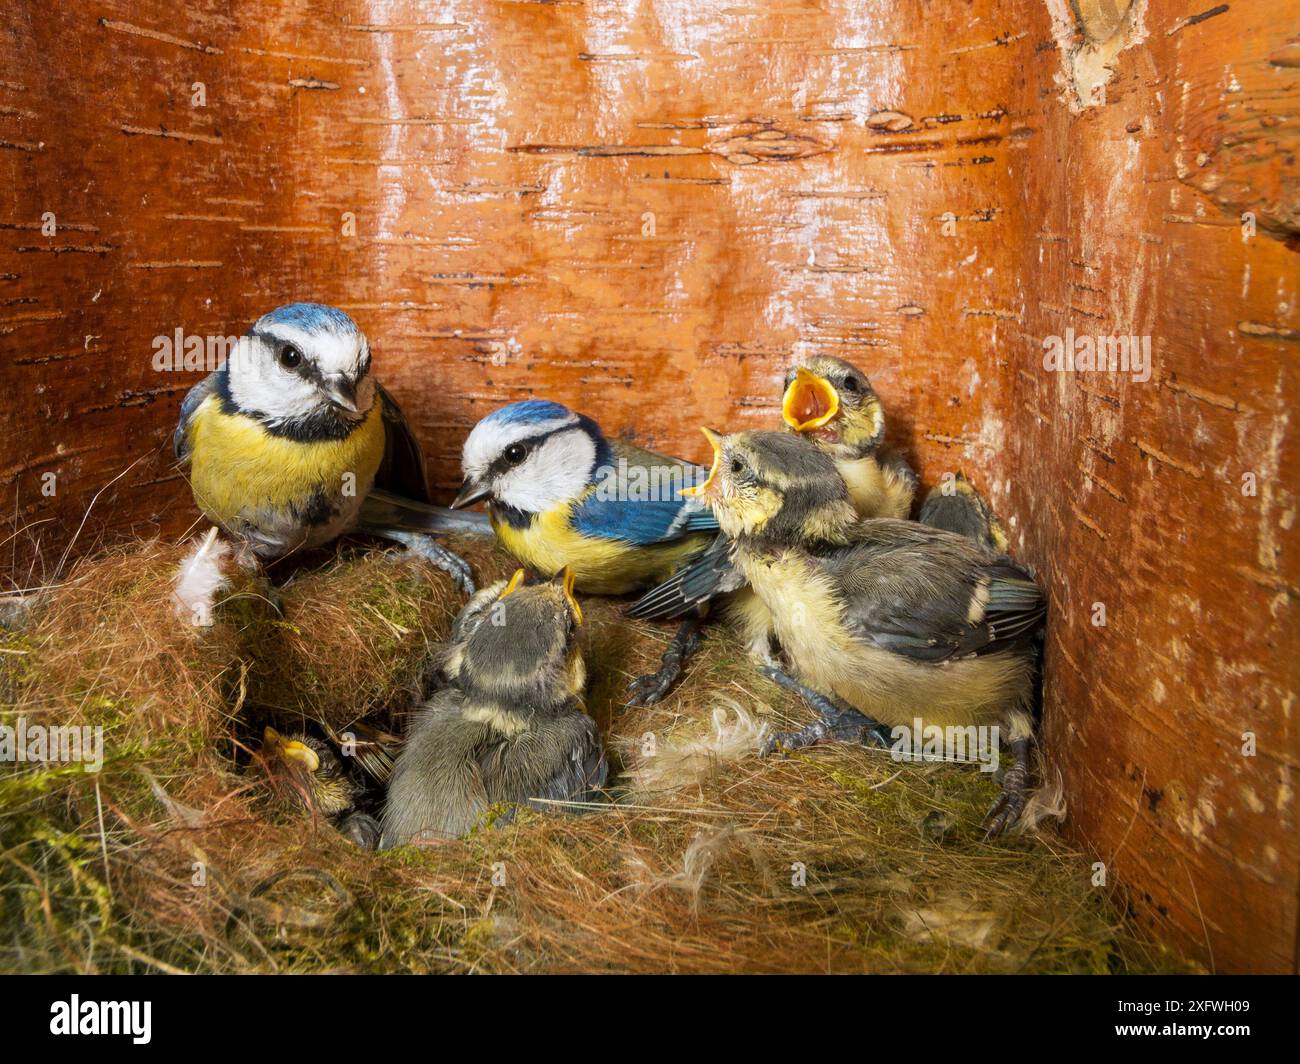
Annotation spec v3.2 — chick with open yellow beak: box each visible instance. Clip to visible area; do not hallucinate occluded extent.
[780,356,916,521]
[630,359,917,629]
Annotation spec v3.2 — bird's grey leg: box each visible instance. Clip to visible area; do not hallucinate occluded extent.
[336,811,381,850]
[373,529,476,595]
[626,614,705,707]
[758,666,893,755]
[983,736,1032,839]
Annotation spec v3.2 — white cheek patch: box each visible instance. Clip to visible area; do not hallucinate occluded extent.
[461,413,578,483]
[227,342,321,421]
[493,429,597,513]
[226,328,375,422]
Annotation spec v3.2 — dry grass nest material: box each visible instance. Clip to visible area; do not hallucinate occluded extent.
[0,535,1195,973]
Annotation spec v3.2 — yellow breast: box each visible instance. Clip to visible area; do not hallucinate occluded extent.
[741,548,1032,731]
[837,455,914,520]
[491,503,710,596]
[185,395,386,530]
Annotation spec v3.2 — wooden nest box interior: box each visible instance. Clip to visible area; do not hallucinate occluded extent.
[1,2,1296,972]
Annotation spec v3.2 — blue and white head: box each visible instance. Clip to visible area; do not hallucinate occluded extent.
[453,400,612,515]
[227,303,376,425]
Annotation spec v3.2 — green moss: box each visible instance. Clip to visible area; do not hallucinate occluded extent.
[0,541,1199,975]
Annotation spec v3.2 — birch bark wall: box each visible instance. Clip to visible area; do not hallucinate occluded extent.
[1,0,1295,971]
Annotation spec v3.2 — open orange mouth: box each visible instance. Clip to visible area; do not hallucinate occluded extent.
[782,368,840,432]
[680,428,724,499]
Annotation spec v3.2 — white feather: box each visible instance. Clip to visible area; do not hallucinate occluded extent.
[628,824,759,912]
[173,528,232,625]
[625,698,769,793]
[1015,765,1067,834]
[900,896,1000,952]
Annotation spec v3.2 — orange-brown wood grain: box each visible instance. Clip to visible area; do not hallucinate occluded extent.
[0,0,1295,971]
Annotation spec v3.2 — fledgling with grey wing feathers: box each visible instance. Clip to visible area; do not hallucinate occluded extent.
[627,354,917,628]
[685,429,1045,834]
[918,471,1009,553]
[690,429,1043,732]
[380,568,606,848]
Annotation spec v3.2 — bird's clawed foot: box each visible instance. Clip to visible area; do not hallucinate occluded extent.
[983,737,1032,839]
[758,666,893,756]
[385,531,476,595]
[626,617,703,707]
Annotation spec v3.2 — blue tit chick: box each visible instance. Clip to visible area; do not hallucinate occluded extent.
[781,356,917,520]
[628,355,917,627]
[260,726,380,847]
[379,567,606,848]
[918,471,1009,553]
[684,429,1045,837]
[174,303,483,592]
[451,399,721,705]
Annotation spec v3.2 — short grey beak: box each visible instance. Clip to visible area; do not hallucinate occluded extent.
[324,376,359,413]
[450,477,491,510]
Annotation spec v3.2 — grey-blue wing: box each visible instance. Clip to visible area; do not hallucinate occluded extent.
[374,382,431,503]
[173,373,220,462]
[828,520,1044,662]
[625,532,744,620]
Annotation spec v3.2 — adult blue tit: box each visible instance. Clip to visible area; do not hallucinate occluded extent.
[379,567,606,848]
[173,303,485,591]
[450,399,719,594]
[781,355,917,520]
[918,470,1009,553]
[685,429,1045,837]
[450,399,721,704]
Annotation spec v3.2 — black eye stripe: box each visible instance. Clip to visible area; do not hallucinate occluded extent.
[485,429,561,479]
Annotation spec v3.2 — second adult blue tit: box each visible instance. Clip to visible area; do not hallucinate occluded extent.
[450,400,719,594]
[174,303,486,592]
[450,399,721,704]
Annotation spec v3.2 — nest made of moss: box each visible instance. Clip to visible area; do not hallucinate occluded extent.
[0,535,1195,974]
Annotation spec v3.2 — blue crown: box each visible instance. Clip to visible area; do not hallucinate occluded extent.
[483,399,576,427]
[255,303,359,336]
